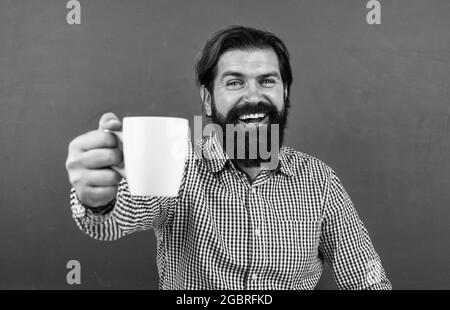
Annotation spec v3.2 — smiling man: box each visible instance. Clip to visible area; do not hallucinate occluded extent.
[200,46,288,178]
[65,25,392,290]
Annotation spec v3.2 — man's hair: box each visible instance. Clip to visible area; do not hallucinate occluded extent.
[196,25,293,104]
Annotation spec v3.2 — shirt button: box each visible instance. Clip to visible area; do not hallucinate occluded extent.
[254,228,261,236]
[251,274,258,281]
[251,188,257,194]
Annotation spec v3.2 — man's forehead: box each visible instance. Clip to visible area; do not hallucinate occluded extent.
[216,48,280,76]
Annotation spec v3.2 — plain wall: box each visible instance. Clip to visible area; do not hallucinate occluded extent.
[0,0,449,289]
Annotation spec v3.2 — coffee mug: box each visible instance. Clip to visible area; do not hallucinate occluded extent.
[106,117,189,197]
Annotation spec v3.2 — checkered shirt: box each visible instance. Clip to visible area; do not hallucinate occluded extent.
[70,134,392,290]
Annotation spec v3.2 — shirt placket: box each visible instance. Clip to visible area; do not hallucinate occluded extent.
[243,171,271,290]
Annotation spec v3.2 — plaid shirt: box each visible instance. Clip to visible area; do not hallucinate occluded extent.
[70,134,391,290]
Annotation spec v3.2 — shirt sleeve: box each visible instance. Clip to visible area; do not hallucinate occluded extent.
[70,178,178,241]
[319,170,392,290]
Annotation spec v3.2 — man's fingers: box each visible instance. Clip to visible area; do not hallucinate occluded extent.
[69,130,117,152]
[80,186,118,207]
[84,169,122,187]
[98,112,122,131]
[80,148,123,168]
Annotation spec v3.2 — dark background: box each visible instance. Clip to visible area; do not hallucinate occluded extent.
[0,0,449,289]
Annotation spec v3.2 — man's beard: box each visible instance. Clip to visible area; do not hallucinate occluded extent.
[209,98,288,168]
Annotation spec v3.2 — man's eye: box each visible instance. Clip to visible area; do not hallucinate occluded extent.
[261,79,276,86]
[226,80,244,89]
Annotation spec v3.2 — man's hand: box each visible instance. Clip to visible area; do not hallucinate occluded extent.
[65,112,123,208]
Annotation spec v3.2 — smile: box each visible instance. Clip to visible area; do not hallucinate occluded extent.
[238,113,269,125]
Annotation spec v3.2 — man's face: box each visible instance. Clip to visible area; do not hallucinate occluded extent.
[204,48,289,166]
[209,48,286,126]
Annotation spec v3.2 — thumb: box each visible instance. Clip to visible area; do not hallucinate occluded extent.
[98,112,122,131]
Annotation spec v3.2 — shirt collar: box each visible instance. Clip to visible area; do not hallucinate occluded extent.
[195,132,295,177]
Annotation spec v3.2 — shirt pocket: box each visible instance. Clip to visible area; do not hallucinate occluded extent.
[270,219,322,288]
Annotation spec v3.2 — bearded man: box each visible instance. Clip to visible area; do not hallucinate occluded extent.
[65,25,391,290]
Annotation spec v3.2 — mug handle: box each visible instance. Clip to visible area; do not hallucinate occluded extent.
[103,129,126,178]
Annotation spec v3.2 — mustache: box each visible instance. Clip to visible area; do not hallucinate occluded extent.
[226,101,279,122]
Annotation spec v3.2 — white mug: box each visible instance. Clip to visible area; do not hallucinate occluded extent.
[107,117,189,197]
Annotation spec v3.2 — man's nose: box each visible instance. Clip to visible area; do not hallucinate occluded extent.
[243,81,263,104]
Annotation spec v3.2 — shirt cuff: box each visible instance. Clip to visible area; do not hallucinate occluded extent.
[70,188,116,224]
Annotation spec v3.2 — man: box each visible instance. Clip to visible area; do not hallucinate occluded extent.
[65,25,391,290]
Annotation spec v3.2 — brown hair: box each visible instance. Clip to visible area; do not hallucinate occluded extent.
[196,25,293,105]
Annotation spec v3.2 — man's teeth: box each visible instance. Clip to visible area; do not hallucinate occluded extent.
[239,113,266,120]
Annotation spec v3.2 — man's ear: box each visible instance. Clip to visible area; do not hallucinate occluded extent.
[284,87,288,101]
[200,86,212,117]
